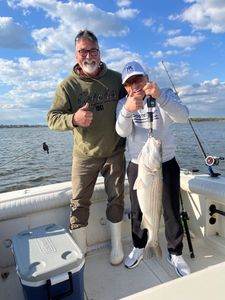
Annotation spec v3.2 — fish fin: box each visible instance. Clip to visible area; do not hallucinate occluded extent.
[144,242,162,258]
[143,247,153,259]
[133,178,138,190]
[133,177,145,190]
[152,244,162,258]
[140,217,149,231]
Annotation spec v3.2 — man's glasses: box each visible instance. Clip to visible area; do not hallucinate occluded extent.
[77,48,99,57]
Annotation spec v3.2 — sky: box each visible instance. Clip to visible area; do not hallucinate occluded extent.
[0,0,225,125]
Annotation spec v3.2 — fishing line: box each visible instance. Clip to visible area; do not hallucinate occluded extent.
[161,60,224,177]
[0,142,49,168]
[161,60,178,96]
[188,119,207,159]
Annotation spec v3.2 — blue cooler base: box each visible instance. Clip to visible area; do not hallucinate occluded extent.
[21,265,84,300]
[12,224,85,300]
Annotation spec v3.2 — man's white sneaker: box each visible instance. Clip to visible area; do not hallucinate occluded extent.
[124,247,144,269]
[167,254,191,277]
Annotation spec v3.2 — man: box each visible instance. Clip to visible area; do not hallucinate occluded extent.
[47,30,126,266]
[116,61,191,276]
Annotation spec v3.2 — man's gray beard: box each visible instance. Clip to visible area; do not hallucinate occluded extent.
[83,62,98,75]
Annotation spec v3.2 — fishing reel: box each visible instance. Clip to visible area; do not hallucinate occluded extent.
[147,96,156,108]
[147,96,156,136]
[205,156,224,167]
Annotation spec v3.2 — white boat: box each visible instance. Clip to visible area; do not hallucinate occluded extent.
[1,170,225,300]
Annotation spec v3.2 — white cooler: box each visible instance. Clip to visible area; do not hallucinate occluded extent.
[12,224,85,300]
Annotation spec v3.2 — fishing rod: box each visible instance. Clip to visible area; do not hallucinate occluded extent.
[0,142,49,168]
[179,191,195,258]
[161,60,224,177]
[188,120,224,176]
[161,60,196,259]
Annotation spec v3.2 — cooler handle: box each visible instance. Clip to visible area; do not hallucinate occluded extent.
[47,271,73,300]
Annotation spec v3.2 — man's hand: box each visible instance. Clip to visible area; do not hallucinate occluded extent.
[73,102,93,127]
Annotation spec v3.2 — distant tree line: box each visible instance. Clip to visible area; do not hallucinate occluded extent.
[190,118,225,122]
[0,125,47,128]
[1,118,225,128]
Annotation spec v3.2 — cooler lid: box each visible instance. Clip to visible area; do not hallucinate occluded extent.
[12,224,85,282]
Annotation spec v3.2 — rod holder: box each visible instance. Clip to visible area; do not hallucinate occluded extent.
[209,204,225,224]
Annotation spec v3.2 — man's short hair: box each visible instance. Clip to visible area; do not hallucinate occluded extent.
[75,30,98,44]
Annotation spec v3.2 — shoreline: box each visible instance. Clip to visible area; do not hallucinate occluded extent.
[1,118,225,128]
[190,118,225,122]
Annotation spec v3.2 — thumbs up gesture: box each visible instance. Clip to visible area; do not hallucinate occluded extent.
[73,102,93,127]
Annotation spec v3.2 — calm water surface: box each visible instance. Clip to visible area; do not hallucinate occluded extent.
[0,122,225,193]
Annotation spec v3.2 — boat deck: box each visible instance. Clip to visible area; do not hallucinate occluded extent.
[1,232,225,300]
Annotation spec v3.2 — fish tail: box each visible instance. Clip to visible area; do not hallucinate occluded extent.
[152,244,162,258]
[144,245,153,259]
[144,235,162,258]
[144,243,162,259]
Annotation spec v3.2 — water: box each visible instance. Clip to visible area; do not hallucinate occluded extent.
[0,127,73,193]
[0,122,225,193]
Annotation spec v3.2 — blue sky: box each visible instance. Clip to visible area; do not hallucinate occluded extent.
[0,0,225,125]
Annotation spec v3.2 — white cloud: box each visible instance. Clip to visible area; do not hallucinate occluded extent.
[116,0,132,7]
[164,35,205,48]
[0,56,71,124]
[142,18,155,27]
[10,1,130,56]
[167,29,181,36]
[0,107,49,124]
[202,78,220,87]
[154,61,191,87]
[157,24,164,33]
[144,60,225,117]
[9,1,129,35]
[0,57,69,85]
[2,0,225,121]
[116,8,139,19]
[1,0,135,124]
[170,0,225,33]
[0,17,30,49]
[177,78,225,115]
[2,103,26,109]
[184,0,196,3]
[150,48,192,59]
[102,48,144,73]
[31,25,75,56]
[0,43,144,124]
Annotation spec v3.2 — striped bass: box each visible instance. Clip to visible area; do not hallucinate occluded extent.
[134,136,163,257]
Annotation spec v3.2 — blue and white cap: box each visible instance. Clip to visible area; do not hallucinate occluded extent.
[122,61,146,84]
